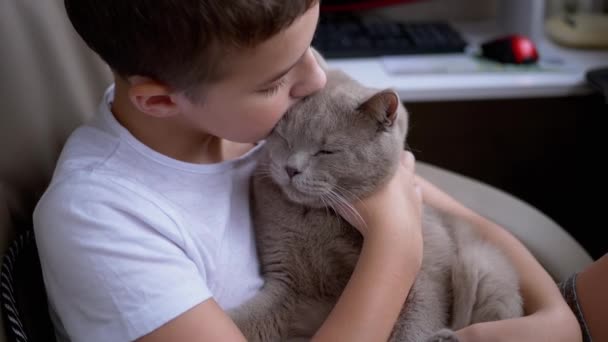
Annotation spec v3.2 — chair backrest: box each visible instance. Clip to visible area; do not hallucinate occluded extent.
[1,230,56,342]
[0,1,112,340]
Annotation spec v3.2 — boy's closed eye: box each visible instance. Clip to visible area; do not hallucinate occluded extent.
[258,77,288,97]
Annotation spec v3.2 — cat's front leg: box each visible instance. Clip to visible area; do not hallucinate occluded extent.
[228,280,296,342]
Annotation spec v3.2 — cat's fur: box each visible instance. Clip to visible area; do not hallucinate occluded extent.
[230,69,523,341]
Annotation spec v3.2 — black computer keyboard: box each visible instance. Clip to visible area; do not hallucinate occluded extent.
[312,13,468,58]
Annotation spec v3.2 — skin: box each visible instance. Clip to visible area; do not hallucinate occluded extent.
[576,253,608,341]
[110,3,582,341]
[111,6,327,164]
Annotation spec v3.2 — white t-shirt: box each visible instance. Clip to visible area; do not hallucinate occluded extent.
[33,86,265,342]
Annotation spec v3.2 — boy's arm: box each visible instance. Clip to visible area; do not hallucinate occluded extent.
[311,151,423,342]
[416,175,582,342]
[311,222,422,342]
[137,232,421,342]
[137,299,247,342]
[138,233,422,342]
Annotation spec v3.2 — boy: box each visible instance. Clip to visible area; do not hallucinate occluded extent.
[33,1,580,341]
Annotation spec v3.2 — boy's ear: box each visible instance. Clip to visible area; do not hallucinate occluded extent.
[127,76,180,118]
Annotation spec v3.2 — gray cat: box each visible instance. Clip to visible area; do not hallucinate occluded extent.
[230,69,523,341]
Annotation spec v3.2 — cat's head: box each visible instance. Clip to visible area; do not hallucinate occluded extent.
[263,70,408,208]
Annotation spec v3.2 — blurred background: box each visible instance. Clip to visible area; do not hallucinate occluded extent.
[315,0,608,259]
[1,0,606,261]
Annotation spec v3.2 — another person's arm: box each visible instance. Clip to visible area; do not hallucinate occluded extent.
[416,175,582,342]
[574,253,608,341]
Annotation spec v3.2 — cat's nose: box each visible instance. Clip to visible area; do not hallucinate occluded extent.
[285,166,301,178]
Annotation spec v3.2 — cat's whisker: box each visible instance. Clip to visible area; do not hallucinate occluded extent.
[326,192,362,227]
[256,174,274,182]
[255,169,273,176]
[256,165,275,177]
[331,184,354,199]
[323,193,341,217]
[255,167,275,179]
[259,163,283,182]
[332,185,371,221]
[332,184,362,205]
[270,164,283,177]
[319,195,332,220]
[326,189,367,230]
[321,191,343,214]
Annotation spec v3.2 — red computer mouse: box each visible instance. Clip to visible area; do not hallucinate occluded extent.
[480,34,539,64]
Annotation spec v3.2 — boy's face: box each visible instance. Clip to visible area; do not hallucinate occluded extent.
[176,3,326,143]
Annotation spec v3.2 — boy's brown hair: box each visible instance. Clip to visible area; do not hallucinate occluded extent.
[64,0,318,93]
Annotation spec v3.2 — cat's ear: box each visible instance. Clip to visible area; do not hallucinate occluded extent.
[358,90,400,128]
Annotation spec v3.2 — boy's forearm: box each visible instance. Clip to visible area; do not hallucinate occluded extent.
[461,208,566,312]
[312,232,420,342]
[416,175,582,341]
[455,215,581,341]
[457,308,579,342]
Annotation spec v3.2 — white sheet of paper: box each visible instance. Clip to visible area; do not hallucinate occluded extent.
[382,54,576,75]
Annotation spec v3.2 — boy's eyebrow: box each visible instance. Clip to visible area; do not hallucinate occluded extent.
[260,48,308,86]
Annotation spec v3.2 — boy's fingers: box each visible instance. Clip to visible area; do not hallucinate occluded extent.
[401,151,415,170]
[414,184,422,200]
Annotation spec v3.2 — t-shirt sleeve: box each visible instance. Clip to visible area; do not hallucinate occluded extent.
[33,175,213,342]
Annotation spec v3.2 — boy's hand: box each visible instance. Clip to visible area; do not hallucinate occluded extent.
[317,151,424,342]
[339,150,423,239]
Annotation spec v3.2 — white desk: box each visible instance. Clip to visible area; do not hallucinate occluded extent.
[326,20,608,102]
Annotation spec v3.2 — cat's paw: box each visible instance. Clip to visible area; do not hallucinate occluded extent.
[426,329,460,342]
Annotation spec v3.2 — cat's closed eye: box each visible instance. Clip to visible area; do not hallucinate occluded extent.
[314,150,337,156]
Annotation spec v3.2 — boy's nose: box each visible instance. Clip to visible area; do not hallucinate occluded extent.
[290,54,327,99]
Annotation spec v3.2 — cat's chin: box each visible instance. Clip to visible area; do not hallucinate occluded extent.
[281,185,327,209]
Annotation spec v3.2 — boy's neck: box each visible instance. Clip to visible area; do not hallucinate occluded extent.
[111,81,253,164]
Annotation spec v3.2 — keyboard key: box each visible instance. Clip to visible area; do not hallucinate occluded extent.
[313,13,468,58]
